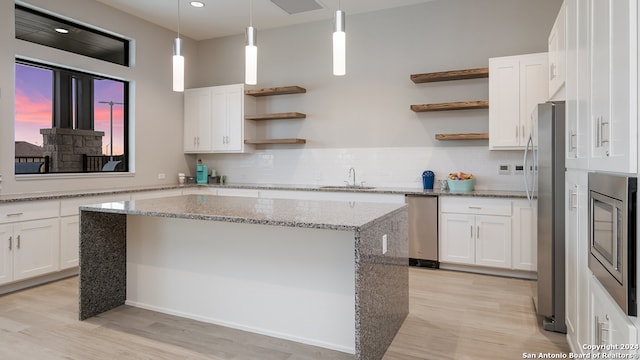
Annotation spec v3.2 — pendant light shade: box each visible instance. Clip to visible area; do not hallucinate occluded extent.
[245,26,258,85]
[333,9,346,76]
[173,37,185,92]
[172,0,184,92]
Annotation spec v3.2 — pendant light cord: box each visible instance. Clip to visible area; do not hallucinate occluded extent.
[177,0,181,38]
[250,0,253,26]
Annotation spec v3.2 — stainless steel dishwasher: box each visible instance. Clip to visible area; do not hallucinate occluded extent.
[405,195,438,268]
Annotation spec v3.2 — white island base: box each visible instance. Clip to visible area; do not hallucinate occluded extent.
[126,216,356,353]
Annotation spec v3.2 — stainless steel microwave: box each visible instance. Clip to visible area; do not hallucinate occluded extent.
[588,172,637,316]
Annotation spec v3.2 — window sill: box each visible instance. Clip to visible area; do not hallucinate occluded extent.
[15,172,135,181]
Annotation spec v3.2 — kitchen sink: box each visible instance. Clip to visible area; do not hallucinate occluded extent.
[319,185,376,190]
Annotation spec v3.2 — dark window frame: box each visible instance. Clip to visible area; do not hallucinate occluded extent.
[15,59,130,174]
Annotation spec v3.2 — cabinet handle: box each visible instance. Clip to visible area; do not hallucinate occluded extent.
[569,189,578,210]
[470,225,473,238]
[515,125,519,139]
[568,130,577,152]
[6,212,23,217]
[600,118,609,145]
[477,226,480,238]
[521,125,525,142]
[8,236,11,251]
[550,63,556,80]
[17,235,20,249]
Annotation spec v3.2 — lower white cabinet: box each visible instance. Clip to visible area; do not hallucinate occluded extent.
[589,276,637,356]
[440,197,536,272]
[60,216,79,269]
[0,219,60,285]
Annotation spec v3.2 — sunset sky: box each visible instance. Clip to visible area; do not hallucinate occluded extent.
[15,64,126,155]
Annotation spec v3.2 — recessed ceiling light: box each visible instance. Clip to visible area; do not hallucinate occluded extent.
[190,1,205,8]
[54,28,69,34]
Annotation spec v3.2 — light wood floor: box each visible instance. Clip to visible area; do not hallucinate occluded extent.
[0,268,569,359]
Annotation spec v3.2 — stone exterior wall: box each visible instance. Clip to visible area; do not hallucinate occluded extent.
[40,128,104,172]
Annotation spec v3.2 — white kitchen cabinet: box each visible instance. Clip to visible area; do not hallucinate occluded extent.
[183,84,256,154]
[565,0,590,169]
[184,87,213,153]
[565,169,590,353]
[548,2,566,100]
[0,219,60,286]
[440,197,512,269]
[589,276,638,357]
[512,199,537,271]
[489,52,549,150]
[588,0,637,173]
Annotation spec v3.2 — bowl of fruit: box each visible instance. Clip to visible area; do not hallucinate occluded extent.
[447,172,476,192]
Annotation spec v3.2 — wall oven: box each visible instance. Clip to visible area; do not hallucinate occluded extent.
[588,172,637,316]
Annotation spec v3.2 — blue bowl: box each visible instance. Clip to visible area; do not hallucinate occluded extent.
[447,178,476,192]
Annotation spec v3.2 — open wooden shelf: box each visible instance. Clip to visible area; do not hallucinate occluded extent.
[411,67,489,84]
[435,133,489,141]
[245,112,306,120]
[244,138,307,145]
[410,100,489,112]
[245,86,306,97]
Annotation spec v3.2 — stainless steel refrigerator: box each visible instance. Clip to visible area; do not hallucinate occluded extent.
[525,101,566,333]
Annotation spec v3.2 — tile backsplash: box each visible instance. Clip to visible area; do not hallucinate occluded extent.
[197,146,527,191]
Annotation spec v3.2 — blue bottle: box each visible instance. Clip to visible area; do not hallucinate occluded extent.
[422,170,435,190]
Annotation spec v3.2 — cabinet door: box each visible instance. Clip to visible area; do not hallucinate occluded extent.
[440,213,475,265]
[225,84,244,152]
[211,86,228,151]
[489,57,520,149]
[184,88,212,153]
[589,0,637,173]
[13,219,60,281]
[60,216,79,269]
[512,200,537,271]
[589,277,638,355]
[0,224,12,285]
[548,3,566,100]
[474,215,512,269]
[519,54,549,141]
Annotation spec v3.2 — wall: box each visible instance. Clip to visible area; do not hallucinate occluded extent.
[0,0,195,195]
[191,0,562,190]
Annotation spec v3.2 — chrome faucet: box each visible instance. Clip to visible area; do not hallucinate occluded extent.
[347,167,356,187]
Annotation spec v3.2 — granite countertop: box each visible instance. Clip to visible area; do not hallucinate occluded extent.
[80,194,407,231]
[0,182,527,204]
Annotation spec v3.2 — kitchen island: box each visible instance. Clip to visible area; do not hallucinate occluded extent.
[79,194,408,360]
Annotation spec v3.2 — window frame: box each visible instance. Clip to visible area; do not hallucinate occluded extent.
[15,59,130,175]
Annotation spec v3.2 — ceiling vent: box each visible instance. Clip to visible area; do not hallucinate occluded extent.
[270,0,324,15]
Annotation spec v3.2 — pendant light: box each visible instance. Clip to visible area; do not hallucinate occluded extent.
[173,0,185,92]
[333,0,346,76]
[245,0,258,85]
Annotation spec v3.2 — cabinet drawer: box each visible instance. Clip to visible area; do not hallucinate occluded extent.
[60,194,131,216]
[0,201,60,223]
[440,197,512,216]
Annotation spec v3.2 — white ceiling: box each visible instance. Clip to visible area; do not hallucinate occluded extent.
[93,0,436,41]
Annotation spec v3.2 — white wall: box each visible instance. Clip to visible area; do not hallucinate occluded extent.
[1,0,195,195]
[190,0,562,190]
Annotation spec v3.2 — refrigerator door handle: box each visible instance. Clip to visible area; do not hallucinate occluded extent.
[524,134,533,205]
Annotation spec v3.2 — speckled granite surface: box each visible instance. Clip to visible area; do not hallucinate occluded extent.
[0,182,526,203]
[79,194,409,360]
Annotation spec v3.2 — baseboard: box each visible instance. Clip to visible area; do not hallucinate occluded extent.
[439,263,537,280]
[0,268,78,295]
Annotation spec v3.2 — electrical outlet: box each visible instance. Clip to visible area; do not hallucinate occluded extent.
[382,234,388,255]
[498,164,510,175]
[158,173,166,180]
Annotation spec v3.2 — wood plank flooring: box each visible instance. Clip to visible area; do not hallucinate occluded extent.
[0,268,569,359]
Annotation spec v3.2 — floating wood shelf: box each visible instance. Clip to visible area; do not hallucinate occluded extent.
[244,138,307,145]
[411,67,489,84]
[245,86,306,97]
[245,112,307,120]
[410,100,489,112]
[435,133,489,141]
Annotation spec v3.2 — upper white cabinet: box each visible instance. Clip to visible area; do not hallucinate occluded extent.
[548,2,567,100]
[184,84,256,154]
[587,0,637,173]
[184,88,213,153]
[565,0,590,169]
[489,53,549,150]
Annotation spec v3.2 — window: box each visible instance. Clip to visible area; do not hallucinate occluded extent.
[15,61,129,174]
